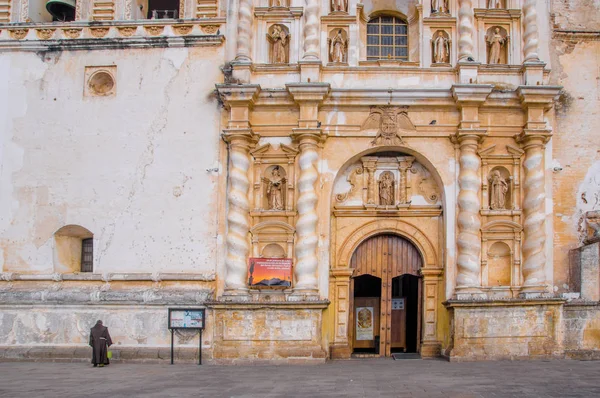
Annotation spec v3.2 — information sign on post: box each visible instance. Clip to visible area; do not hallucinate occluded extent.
[168,308,206,365]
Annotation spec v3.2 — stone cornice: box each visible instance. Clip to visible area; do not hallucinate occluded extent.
[206,300,330,309]
[286,83,331,103]
[0,272,216,282]
[444,297,566,308]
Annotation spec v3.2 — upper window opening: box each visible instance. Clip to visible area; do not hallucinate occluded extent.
[136,0,180,19]
[367,16,408,61]
[81,238,94,273]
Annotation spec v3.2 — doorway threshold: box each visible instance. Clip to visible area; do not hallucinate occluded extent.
[351,353,380,359]
[391,353,421,360]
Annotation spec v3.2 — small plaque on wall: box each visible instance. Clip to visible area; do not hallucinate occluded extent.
[392,298,405,310]
[248,258,292,288]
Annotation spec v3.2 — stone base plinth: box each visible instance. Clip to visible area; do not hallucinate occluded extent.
[445,298,565,362]
[207,300,329,363]
[329,343,351,359]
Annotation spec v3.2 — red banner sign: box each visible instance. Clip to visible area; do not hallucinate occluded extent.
[248,258,292,288]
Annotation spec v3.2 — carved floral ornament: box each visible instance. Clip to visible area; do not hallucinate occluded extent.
[361,106,416,146]
[9,29,29,40]
[90,27,110,38]
[118,27,137,37]
[36,29,56,40]
[63,28,82,39]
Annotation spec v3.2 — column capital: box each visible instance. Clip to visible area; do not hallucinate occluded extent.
[516,131,550,149]
[451,130,486,146]
[516,85,562,110]
[222,129,259,147]
[451,84,493,105]
[286,83,331,103]
[291,129,327,145]
[215,84,261,109]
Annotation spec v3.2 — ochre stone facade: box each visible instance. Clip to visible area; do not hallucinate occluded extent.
[0,0,599,363]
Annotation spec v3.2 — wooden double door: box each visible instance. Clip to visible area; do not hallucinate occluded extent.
[350,234,423,357]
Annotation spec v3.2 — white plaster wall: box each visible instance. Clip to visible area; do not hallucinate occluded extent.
[0,46,224,275]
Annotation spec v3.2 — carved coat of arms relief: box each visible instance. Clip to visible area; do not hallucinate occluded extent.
[361,106,417,146]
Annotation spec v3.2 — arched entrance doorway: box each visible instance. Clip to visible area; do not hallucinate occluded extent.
[350,234,423,357]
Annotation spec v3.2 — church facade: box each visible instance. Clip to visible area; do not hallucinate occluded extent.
[0,0,599,362]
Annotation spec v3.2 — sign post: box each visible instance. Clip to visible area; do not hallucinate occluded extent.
[168,308,206,365]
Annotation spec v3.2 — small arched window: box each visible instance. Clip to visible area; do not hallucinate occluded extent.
[367,15,409,61]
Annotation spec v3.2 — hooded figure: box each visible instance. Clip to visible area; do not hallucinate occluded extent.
[89,320,113,367]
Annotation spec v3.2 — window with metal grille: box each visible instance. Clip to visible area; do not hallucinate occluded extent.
[81,238,93,273]
[366,16,409,61]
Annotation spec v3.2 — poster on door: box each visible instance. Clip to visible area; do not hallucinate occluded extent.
[355,307,374,341]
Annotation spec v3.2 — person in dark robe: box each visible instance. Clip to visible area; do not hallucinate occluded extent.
[89,320,113,367]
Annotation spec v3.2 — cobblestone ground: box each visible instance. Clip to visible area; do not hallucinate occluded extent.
[1,358,599,397]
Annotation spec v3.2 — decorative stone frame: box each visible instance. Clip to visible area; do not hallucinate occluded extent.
[84,65,117,97]
[479,144,524,215]
[330,218,443,358]
[250,221,295,259]
[480,220,523,297]
[250,143,298,213]
[474,7,522,65]
[254,7,303,65]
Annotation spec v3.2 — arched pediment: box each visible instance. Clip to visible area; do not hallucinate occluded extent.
[250,221,295,234]
[481,220,522,233]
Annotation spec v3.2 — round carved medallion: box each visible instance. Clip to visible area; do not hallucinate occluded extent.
[88,71,115,96]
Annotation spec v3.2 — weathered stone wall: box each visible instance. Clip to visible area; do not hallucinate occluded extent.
[549,0,600,293]
[0,45,224,275]
[563,303,600,359]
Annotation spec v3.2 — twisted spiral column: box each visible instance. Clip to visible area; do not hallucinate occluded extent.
[235,0,253,61]
[302,0,320,60]
[294,135,320,291]
[224,136,254,293]
[457,0,475,61]
[456,135,482,288]
[522,0,540,62]
[520,136,547,288]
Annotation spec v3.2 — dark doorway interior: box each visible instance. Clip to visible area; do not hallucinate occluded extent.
[353,275,381,354]
[391,274,419,353]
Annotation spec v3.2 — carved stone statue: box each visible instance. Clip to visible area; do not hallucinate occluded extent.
[432,31,450,64]
[585,210,600,243]
[488,0,502,8]
[489,170,509,210]
[270,0,286,7]
[487,27,507,65]
[330,30,347,63]
[267,25,289,64]
[379,172,395,206]
[432,0,449,13]
[331,0,347,13]
[267,166,285,210]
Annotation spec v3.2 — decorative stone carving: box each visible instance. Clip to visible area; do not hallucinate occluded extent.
[487,0,503,8]
[329,29,348,64]
[431,30,450,64]
[378,171,395,206]
[36,29,55,40]
[432,0,449,14]
[362,106,416,146]
[118,27,137,37]
[486,27,508,65]
[90,27,110,38]
[302,0,320,60]
[456,135,482,289]
[488,169,509,210]
[265,166,286,210]
[173,25,193,36]
[84,66,117,97]
[201,25,220,35]
[410,162,439,204]
[457,0,474,61]
[336,166,363,203]
[270,0,288,7]
[145,26,164,36]
[267,24,289,64]
[522,0,540,62]
[331,0,347,13]
[236,0,253,61]
[88,71,116,96]
[585,211,600,244]
[63,28,82,39]
[9,29,29,40]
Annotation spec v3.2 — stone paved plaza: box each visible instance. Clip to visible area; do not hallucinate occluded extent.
[0,358,599,397]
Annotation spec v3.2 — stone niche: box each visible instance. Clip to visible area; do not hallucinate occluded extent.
[208,301,329,363]
[333,154,441,209]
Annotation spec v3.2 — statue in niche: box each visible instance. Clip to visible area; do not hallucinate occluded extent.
[329,30,347,63]
[487,0,503,9]
[270,0,286,7]
[432,0,449,14]
[266,166,285,210]
[432,31,450,64]
[487,27,507,65]
[331,0,348,13]
[379,172,395,206]
[489,170,509,210]
[267,25,289,64]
